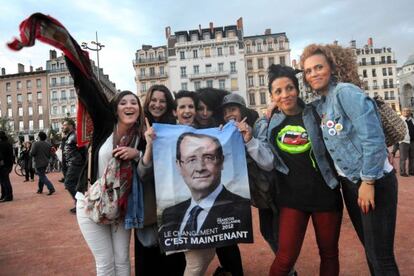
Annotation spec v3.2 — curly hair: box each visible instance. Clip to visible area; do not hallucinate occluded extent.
[300,43,362,88]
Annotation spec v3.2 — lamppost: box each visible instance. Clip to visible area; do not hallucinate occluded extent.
[81,31,105,80]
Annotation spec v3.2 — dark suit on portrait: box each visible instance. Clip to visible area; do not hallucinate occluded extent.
[160,186,252,251]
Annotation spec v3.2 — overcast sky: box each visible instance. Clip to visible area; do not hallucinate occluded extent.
[1,0,413,91]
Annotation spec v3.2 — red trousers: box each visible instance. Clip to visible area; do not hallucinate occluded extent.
[269,207,342,276]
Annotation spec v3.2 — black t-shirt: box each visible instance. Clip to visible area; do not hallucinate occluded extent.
[271,113,342,212]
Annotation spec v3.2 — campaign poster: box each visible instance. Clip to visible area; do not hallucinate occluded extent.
[152,122,253,252]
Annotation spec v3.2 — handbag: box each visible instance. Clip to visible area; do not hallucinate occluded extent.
[373,96,407,147]
[84,157,121,224]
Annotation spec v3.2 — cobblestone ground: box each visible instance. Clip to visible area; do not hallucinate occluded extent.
[0,157,413,276]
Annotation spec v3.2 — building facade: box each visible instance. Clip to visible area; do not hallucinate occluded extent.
[133,45,168,101]
[244,29,290,114]
[166,19,247,99]
[398,54,414,109]
[352,38,400,112]
[0,65,49,139]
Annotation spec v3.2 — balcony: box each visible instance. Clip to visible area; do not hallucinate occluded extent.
[48,67,68,73]
[137,73,168,81]
[133,56,167,65]
[189,70,230,80]
[49,81,74,88]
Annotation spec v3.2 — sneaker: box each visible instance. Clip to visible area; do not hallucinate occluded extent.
[70,207,76,214]
[36,191,43,194]
[400,173,409,177]
[47,190,55,196]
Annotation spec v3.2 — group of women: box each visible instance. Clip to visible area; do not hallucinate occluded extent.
[69,43,399,276]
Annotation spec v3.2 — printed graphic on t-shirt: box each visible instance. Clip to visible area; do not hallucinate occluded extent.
[276,125,310,154]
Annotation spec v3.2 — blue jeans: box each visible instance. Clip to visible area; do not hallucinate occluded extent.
[341,171,399,276]
[36,166,55,192]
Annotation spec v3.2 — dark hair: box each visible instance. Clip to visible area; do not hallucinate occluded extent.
[0,131,7,141]
[38,131,47,141]
[223,103,259,128]
[267,64,300,94]
[196,88,229,127]
[176,132,223,163]
[143,85,176,125]
[174,90,198,109]
[110,90,145,136]
[62,118,76,128]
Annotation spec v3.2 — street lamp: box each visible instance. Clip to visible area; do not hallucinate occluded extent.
[81,31,105,80]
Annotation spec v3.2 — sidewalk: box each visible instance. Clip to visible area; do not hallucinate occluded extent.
[0,161,413,275]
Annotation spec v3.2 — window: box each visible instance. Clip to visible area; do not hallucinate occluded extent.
[181,83,188,90]
[203,32,210,40]
[217,47,223,56]
[52,106,58,115]
[280,56,286,65]
[218,63,224,72]
[389,79,394,88]
[259,75,265,86]
[27,93,32,102]
[383,79,388,89]
[18,107,23,116]
[160,66,165,76]
[8,108,12,117]
[61,90,66,100]
[193,49,198,58]
[229,46,235,55]
[149,67,155,76]
[231,78,238,91]
[17,94,23,103]
[371,57,375,65]
[258,58,264,69]
[194,81,201,90]
[36,79,41,88]
[219,79,225,90]
[362,58,366,65]
[382,68,387,76]
[381,56,385,64]
[39,120,44,130]
[387,56,392,63]
[363,70,367,78]
[205,64,212,73]
[51,64,56,70]
[230,62,237,73]
[204,48,211,57]
[62,106,67,115]
[268,57,274,65]
[249,93,256,105]
[26,80,32,89]
[260,92,266,105]
[141,82,147,93]
[257,43,262,52]
[247,59,253,70]
[19,121,24,131]
[140,68,145,76]
[268,42,273,51]
[373,80,378,89]
[388,67,393,76]
[246,44,251,53]
[180,67,187,78]
[52,91,58,100]
[28,106,33,116]
[7,95,12,104]
[6,82,11,91]
[38,106,43,115]
[71,105,76,114]
[206,80,213,88]
[193,65,199,75]
[60,76,65,85]
[384,91,389,100]
[390,91,395,99]
[51,77,57,85]
[180,51,185,60]
[70,89,75,99]
[37,92,42,100]
[29,120,33,131]
[248,76,254,87]
[372,69,376,77]
[17,81,22,90]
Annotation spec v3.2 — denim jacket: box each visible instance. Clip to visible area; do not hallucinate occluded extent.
[124,165,144,229]
[315,82,387,183]
[266,99,339,189]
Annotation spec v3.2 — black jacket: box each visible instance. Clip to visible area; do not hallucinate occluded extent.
[63,131,86,167]
[0,140,14,170]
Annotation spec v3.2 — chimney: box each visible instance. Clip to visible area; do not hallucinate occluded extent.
[49,49,57,59]
[209,22,214,33]
[368,37,373,47]
[333,40,338,45]
[30,66,33,72]
[165,26,171,39]
[237,17,243,31]
[265,28,271,35]
[1,68,5,75]
[18,63,25,73]
[350,40,356,49]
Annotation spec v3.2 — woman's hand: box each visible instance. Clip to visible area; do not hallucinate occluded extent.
[112,146,139,160]
[235,117,253,143]
[358,181,375,214]
[144,117,156,147]
[266,101,278,120]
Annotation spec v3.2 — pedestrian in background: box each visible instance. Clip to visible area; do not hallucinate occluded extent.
[399,107,414,177]
[0,131,14,202]
[21,141,35,182]
[30,131,56,195]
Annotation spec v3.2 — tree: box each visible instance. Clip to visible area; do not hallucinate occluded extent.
[0,117,15,143]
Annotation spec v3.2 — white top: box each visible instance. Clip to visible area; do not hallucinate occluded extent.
[179,184,223,234]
